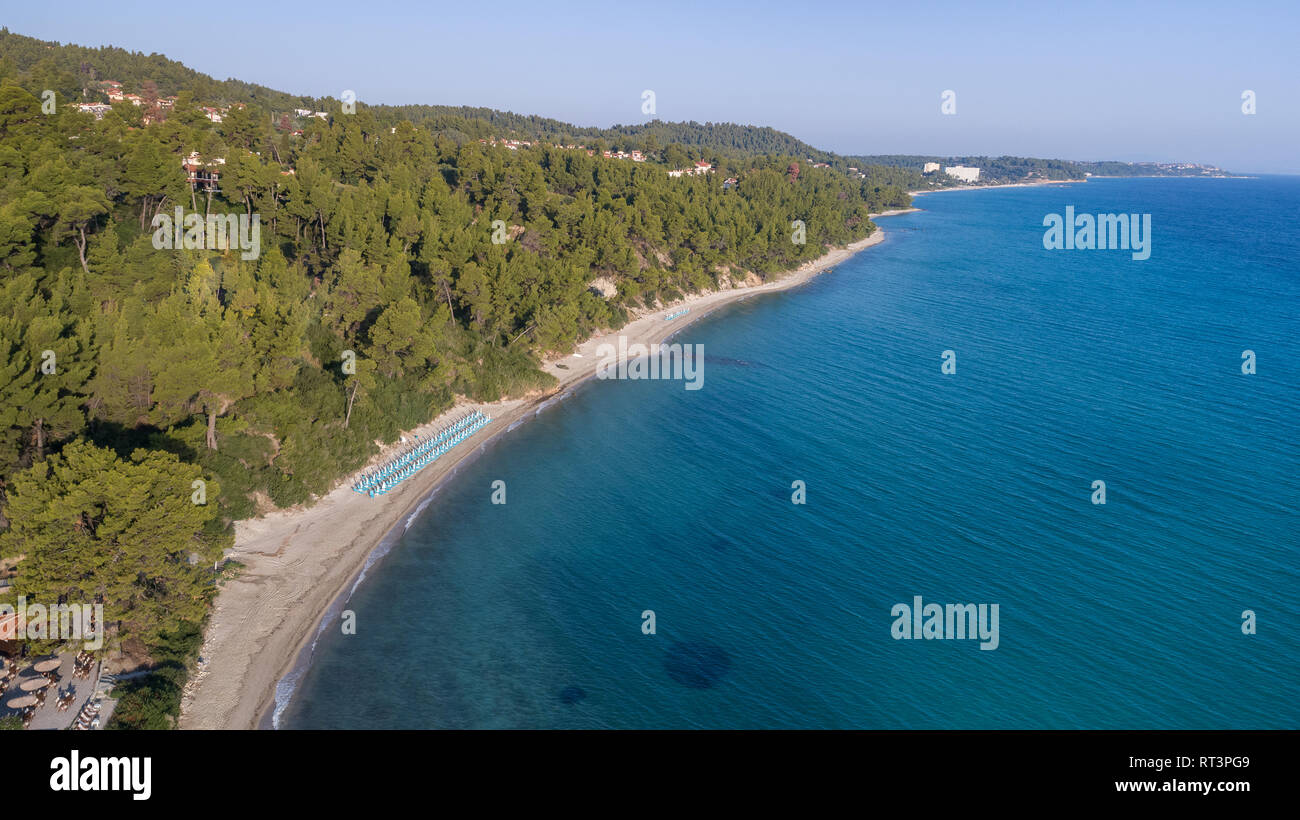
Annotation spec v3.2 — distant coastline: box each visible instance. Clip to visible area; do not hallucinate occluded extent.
[909,179,1088,196]
[179,209,917,730]
[907,175,1255,200]
[1083,174,1254,179]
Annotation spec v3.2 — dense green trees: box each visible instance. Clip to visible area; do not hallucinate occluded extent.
[0,441,222,647]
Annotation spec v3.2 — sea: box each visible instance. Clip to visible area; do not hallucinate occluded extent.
[279,176,1299,729]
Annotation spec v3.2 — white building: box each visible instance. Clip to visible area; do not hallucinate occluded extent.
[922,162,941,174]
[944,165,980,183]
[668,161,714,178]
[75,103,113,119]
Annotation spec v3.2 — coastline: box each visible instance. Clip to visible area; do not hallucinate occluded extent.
[908,178,1087,196]
[178,211,915,730]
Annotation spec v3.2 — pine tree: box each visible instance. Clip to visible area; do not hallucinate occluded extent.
[0,440,223,647]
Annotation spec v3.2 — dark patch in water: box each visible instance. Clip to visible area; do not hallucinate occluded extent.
[664,642,732,689]
[709,536,730,552]
[703,355,759,368]
[559,685,586,705]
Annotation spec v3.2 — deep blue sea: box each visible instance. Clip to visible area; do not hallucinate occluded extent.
[281,177,1298,729]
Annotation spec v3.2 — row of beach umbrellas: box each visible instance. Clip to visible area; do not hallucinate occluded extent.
[353,410,492,497]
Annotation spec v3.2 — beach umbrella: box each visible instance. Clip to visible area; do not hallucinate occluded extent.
[19,677,51,691]
[33,658,62,673]
[6,694,37,709]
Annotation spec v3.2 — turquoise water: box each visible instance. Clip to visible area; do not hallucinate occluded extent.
[281,177,1299,729]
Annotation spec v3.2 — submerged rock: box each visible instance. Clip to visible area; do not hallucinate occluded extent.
[664,642,732,689]
[559,685,586,705]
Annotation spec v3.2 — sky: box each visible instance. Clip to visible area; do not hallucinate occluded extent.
[5,0,1298,172]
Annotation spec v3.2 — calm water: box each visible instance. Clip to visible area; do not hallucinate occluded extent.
[282,177,1299,729]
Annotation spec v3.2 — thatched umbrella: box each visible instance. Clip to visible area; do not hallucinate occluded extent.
[18,677,51,692]
[33,658,62,673]
[5,694,37,709]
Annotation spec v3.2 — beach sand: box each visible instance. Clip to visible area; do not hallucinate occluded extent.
[909,179,1087,196]
[178,214,913,730]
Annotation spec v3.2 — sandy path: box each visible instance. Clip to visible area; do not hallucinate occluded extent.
[178,215,912,730]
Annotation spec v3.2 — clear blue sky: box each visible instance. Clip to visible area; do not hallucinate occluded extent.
[7,0,1297,172]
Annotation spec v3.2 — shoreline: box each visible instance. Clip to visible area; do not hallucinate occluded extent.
[178,211,917,730]
[908,178,1087,196]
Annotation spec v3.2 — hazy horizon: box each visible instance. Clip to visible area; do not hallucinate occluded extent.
[4,0,1297,173]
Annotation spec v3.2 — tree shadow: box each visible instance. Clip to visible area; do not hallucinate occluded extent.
[86,419,197,464]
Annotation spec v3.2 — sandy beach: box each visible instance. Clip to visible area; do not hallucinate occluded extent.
[177,212,914,730]
[909,178,1087,196]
